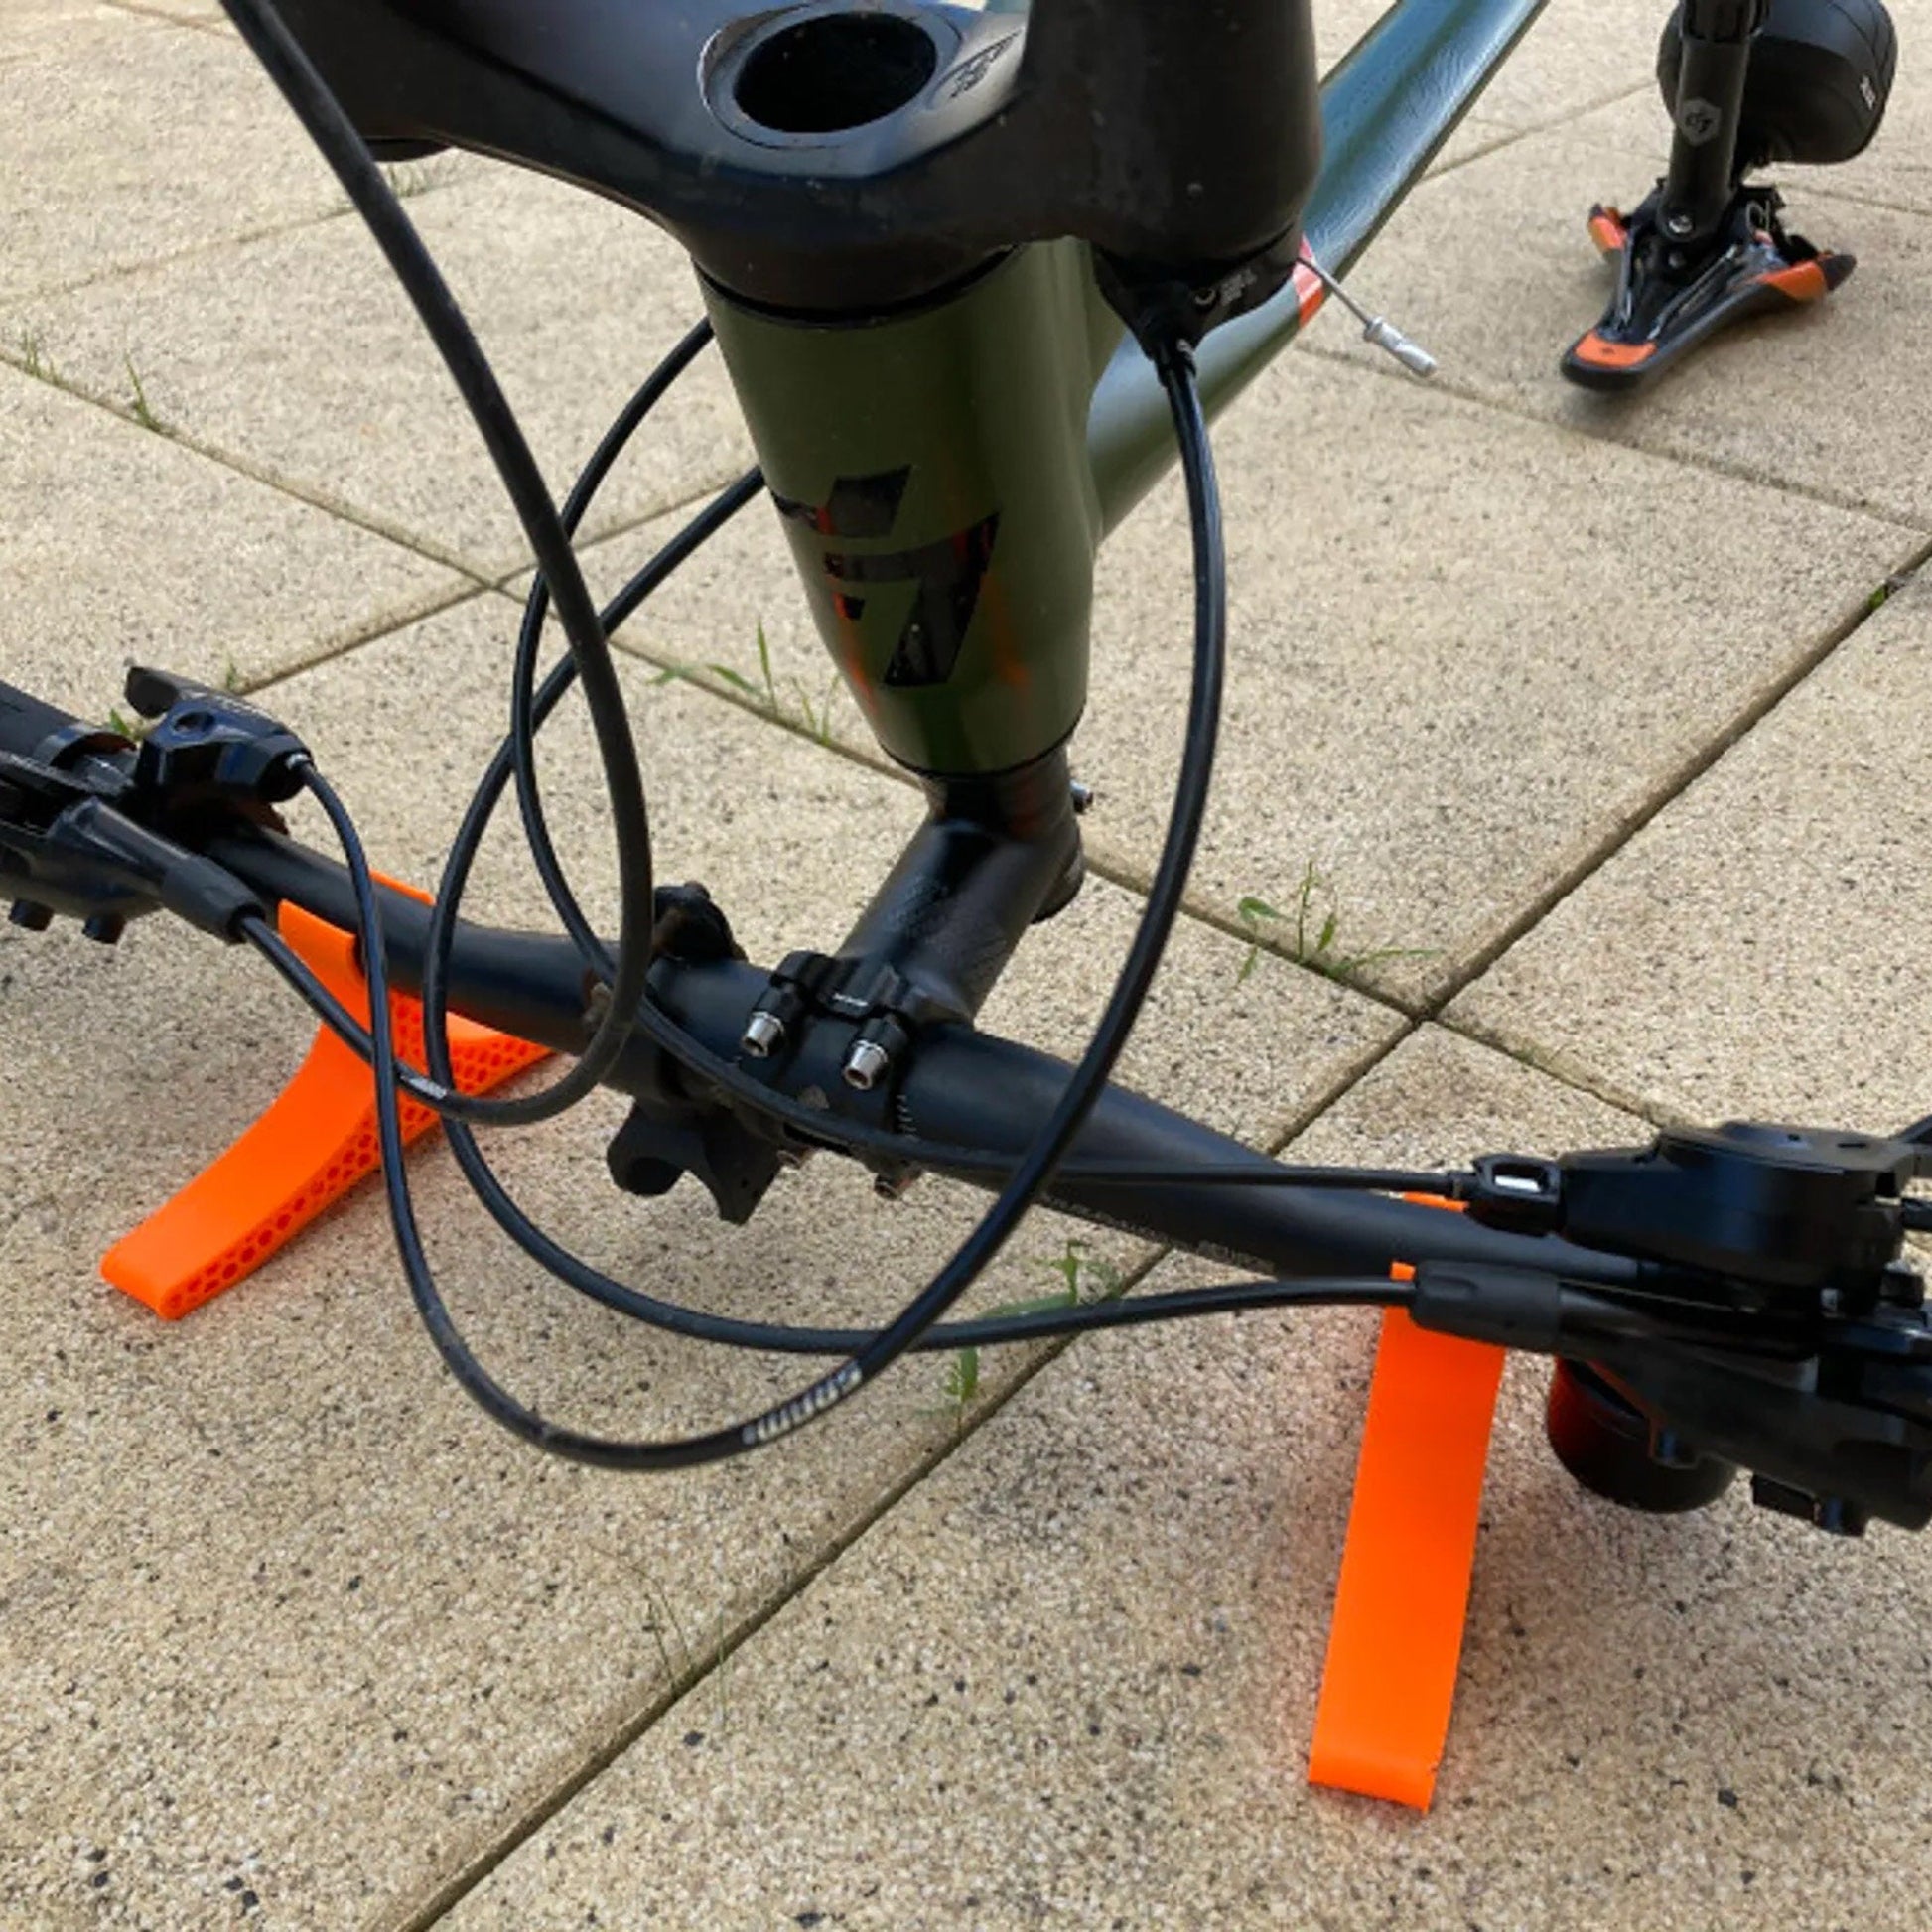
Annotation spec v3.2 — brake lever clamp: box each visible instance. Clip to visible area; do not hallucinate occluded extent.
[0,664,305,943]
[1456,1120,1932,1533]
[606,884,795,1226]
[125,665,310,816]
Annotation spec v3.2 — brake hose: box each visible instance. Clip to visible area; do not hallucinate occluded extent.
[283,328,1284,1468]
[219,0,1420,1464]
[219,0,655,1132]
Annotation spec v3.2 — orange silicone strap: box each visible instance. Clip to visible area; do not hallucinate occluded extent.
[1307,1201,1506,1809]
[101,884,549,1318]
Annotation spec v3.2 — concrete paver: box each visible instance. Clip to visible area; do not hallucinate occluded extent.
[3,167,757,577]
[120,0,232,24]
[580,350,1911,1006]
[450,1025,1932,1932]
[0,593,1397,1929]
[0,359,466,715]
[1450,567,1932,1128]
[1312,96,1932,529]
[0,12,344,303]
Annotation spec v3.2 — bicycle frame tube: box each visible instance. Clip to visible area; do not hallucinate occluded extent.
[1093,0,1552,530]
[704,242,1120,774]
[706,0,1551,776]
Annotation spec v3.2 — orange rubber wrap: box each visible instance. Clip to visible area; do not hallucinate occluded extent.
[1307,1200,1506,1810]
[1587,208,1628,258]
[100,885,550,1319]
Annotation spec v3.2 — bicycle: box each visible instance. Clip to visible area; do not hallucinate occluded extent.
[2,0,1927,1557]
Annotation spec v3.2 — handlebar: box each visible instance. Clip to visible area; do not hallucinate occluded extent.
[202,816,1653,1292]
[0,679,99,764]
[7,665,1932,1527]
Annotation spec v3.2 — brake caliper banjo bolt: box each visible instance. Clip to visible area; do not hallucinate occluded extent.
[843,1037,892,1091]
[741,1010,786,1058]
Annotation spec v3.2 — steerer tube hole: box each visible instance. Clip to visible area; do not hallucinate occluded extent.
[734,12,940,134]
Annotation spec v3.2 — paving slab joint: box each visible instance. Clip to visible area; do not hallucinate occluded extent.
[100,0,230,35]
[1295,338,1932,538]
[385,1241,1179,1932]
[1422,534,1932,1033]
[1430,81,1652,180]
[385,1004,1421,1929]
[0,337,493,583]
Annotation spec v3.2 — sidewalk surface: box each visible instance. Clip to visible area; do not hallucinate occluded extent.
[4,2,1930,1927]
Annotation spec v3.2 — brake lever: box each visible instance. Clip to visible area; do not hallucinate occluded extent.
[125,665,310,813]
[1407,1120,1932,1533]
[0,664,306,941]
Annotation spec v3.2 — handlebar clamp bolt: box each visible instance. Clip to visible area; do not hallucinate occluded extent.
[843,1037,893,1092]
[741,1010,786,1058]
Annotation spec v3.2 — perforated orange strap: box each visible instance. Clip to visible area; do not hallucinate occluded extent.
[1307,1202,1506,1809]
[101,883,549,1318]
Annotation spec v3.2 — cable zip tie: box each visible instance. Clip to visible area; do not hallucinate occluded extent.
[100,878,548,1319]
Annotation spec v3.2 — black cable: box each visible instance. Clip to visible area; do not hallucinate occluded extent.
[220,0,653,1131]
[398,337,1455,1365]
[248,470,764,1126]
[213,0,1429,1443]
[417,468,763,1122]
[509,318,718,978]
[297,340,1246,1467]
[227,344,1449,1369]
[248,909,1417,1355]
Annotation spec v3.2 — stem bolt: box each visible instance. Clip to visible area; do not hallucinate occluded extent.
[1664,210,1694,237]
[741,1010,786,1058]
[843,1038,892,1091]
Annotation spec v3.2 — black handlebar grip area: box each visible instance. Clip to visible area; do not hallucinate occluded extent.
[0,680,89,762]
